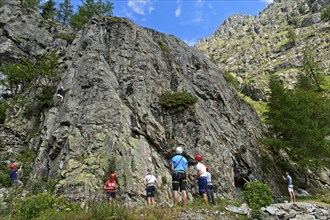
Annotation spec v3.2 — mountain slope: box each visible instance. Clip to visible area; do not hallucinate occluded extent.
[195,0,330,101]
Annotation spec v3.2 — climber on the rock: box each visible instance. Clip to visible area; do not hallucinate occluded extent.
[54,86,67,106]
[9,164,23,188]
[125,82,133,96]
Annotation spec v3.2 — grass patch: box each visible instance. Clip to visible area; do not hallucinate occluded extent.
[157,41,169,53]
[296,190,330,206]
[321,75,330,91]
[241,94,267,122]
[56,33,75,44]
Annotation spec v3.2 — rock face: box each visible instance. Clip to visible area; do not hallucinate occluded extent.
[195,0,330,101]
[0,1,265,203]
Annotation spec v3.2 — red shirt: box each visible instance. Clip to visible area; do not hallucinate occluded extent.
[104,180,116,192]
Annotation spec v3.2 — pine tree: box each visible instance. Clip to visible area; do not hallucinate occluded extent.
[70,0,114,30]
[265,77,330,166]
[40,0,57,20]
[300,49,324,92]
[57,0,73,24]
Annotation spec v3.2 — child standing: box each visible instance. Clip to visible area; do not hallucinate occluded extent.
[144,170,158,206]
[104,173,117,203]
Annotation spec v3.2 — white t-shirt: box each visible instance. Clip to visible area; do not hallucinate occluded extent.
[145,174,157,185]
[196,163,207,178]
[206,171,212,185]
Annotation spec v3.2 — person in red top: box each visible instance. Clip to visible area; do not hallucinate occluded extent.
[104,173,117,203]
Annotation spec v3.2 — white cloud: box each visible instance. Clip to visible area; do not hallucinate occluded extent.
[195,0,205,7]
[184,38,198,47]
[260,0,274,4]
[121,6,135,19]
[128,0,155,15]
[192,11,203,23]
[175,6,181,17]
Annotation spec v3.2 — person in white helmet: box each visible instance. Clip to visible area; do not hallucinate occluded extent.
[170,146,188,207]
[54,86,66,106]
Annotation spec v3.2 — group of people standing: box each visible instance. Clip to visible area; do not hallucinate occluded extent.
[8,149,295,207]
[102,146,216,206]
[170,146,216,207]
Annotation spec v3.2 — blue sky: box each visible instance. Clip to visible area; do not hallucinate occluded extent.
[56,0,274,46]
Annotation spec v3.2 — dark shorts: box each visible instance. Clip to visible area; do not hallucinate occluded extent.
[198,177,207,194]
[172,171,186,191]
[106,192,116,199]
[146,185,156,197]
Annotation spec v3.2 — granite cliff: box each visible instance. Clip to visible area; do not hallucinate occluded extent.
[0,0,329,205]
[0,0,265,204]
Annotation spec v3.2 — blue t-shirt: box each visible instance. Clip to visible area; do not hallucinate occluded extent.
[9,170,18,182]
[171,155,188,172]
[287,175,292,186]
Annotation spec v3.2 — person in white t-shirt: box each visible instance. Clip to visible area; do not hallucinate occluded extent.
[145,169,158,206]
[205,166,216,205]
[192,155,209,205]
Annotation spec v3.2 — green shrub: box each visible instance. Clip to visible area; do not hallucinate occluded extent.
[56,33,75,44]
[17,146,37,184]
[321,4,330,21]
[35,85,56,109]
[15,191,79,220]
[157,41,169,53]
[311,4,318,13]
[242,181,274,220]
[298,4,307,14]
[0,101,9,124]
[27,178,58,195]
[0,156,10,187]
[223,71,239,89]
[86,201,132,220]
[194,62,201,70]
[288,17,298,26]
[160,92,197,111]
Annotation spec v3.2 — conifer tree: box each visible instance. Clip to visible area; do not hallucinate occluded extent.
[299,49,324,92]
[265,77,330,166]
[40,0,57,20]
[70,0,113,30]
[57,0,73,24]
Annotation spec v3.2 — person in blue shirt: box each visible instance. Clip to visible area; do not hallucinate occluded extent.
[170,146,188,207]
[283,172,295,202]
[9,164,23,188]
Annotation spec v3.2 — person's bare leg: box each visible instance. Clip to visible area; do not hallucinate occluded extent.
[292,192,295,202]
[202,194,209,205]
[173,191,179,206]
[182,190,187,208]
[152,197,155,206]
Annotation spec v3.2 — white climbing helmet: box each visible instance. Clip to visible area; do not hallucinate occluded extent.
[176,146,183,154]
